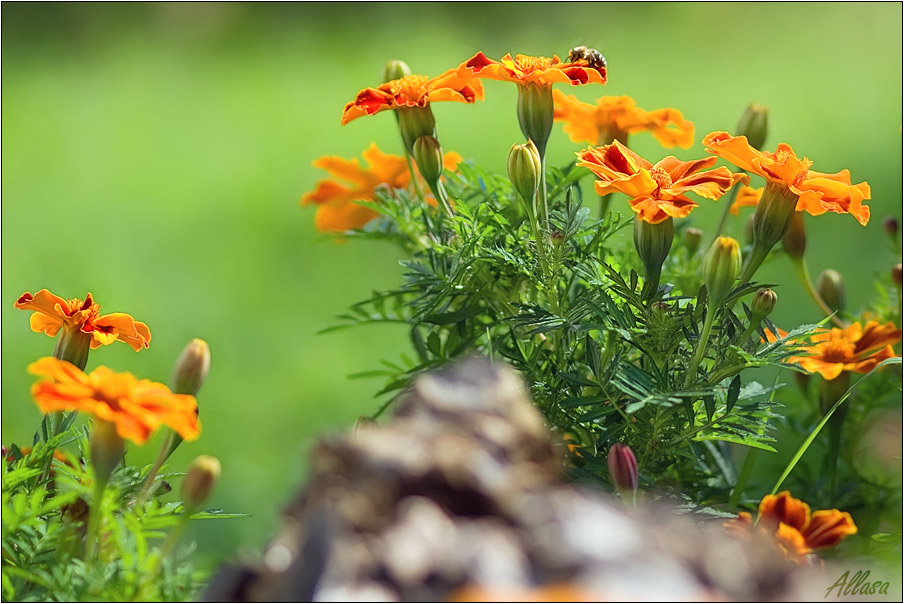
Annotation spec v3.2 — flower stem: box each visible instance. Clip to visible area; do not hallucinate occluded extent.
[538,156,549,229]
[789,257,846,328]
[85,475,108,558]
[711,176,743,243]
[728,448,760,509]
[598,193,612,219]
[134,431,174,508]
[405,153,426,203]
[685,306,717,387]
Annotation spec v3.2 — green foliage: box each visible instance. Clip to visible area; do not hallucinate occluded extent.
[328,158,824,502]
[1,425,244,602]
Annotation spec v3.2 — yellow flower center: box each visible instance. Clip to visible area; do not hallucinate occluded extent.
[514,54,554,73]
[649,167,673,190]
[391,75,430,103]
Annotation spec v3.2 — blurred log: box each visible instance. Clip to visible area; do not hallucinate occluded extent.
[203,357,828,602]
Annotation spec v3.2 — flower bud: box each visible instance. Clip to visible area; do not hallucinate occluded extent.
[182,455,221,509]
[549,230,565,247]
[704,236,742,306]
[412,135,444,184]
[683,227,703,255]
[516,83,554,156]
[90,420,124,485]
[607,442,638,493]
[736,104,768,151]
[751,288,777,321]
[752,182,798,252]
[893,264,902,287]
[634,217,674,286]
[397,106,437,154]
[53,324,93,371]
[883,215,898,239]
[172,339,211,397]
[781,211,806,260]
[507,140,542,207]
[382,60,411,83]
[650,301,670,317]
[817,269,845,313]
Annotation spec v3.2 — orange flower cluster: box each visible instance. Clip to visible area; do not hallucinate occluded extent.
[29,357,200,445]
[341,72,484,125]
[725,491,857,559]
[553,91,694,148]
[456,52,607,86]
[789,321,901,380]
[704,132,871,225]
[576,141,746,224]
[15,289,150,351]
[301,143,462,232]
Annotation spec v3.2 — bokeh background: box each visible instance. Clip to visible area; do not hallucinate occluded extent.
[3,2,902,566]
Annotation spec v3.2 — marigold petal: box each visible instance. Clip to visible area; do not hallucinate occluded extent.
[775,522,811,557]
[731,186,763,215]
[759,491,810,532]
[803,510,857,549]
[703,131,765,174]
[29,313,63,337]
[14,289,72,317]
[315,200,380,233]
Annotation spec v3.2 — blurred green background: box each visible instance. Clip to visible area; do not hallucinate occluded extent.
[2,3,901,567]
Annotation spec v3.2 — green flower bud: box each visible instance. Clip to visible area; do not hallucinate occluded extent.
[172,339,211,397]
[782,211,806,259]
[182,455,221,509]
[53,324,93,371]
[607,443,638,493]
[90,420,124,485]
[549,230,565,247]
[817,269,845,313]
[752,182,798,252]
[382,60,411,83]
[650,301,671,317]
[397,106,437,154]
[516,83,554,157]
[893,264,902,287]
[506,140,542,208]
[412,135,444,184]
[751,288,777,321]
[683,227,703,255]
[736,104,768,150]
[704,236,742,306]
[634,217,674,283]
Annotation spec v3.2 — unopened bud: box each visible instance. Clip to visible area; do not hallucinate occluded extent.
[412,135,444,183]
[883,215,899,239]
[817,269,845,313]
[683,227,703,254]
[634,217,674,285]
[172,339,211,397]
[397,106,437,154]
[516,83,554,156]
[90,420,124,485]
[892,264,902,287]
[182,455,221,509]
[751,288,777,321]
[704,236,742,306]
[550,230,565,247]
[383,60,411,83]
[607,442,638,493]
[736,104,768,151]
[782,211,806,259]
[506,140,542,208]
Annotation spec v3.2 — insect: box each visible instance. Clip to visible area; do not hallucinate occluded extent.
[567,45,607,71]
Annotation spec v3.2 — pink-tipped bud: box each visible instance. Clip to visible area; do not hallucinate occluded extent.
[607,442,638,492]
[172,338,211,397]
[736,104,768,151]
[893,264,902,287]
[182,455,221,509]
[817,269,845,313]
[683,227,703,255]
[883,215,899,239]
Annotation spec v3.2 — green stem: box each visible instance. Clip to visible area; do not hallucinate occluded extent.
[538,156,549,229]
[790,257,846,328]
[405,153,426,203]
[134,432,175,508]
[426,178,453,219]
[711,176,744,243]
[737,242,770,286]
[685,306,717,387]
[85,475,108,558]
[598,193,612,219]
[728,448,760,509]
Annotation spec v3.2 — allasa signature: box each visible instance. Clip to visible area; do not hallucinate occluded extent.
[825,570,891,598]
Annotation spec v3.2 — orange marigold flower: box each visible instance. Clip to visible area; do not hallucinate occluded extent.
[340,71,484,125]
[29,357,200,445]
[301,143,462,232]
[788,321,901,380]
[553,91,694,148]
[576,141,747,224]
[15,289,151,351]
[724,491,857,559]
[703,132,871,225]
[458,51,607,86]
